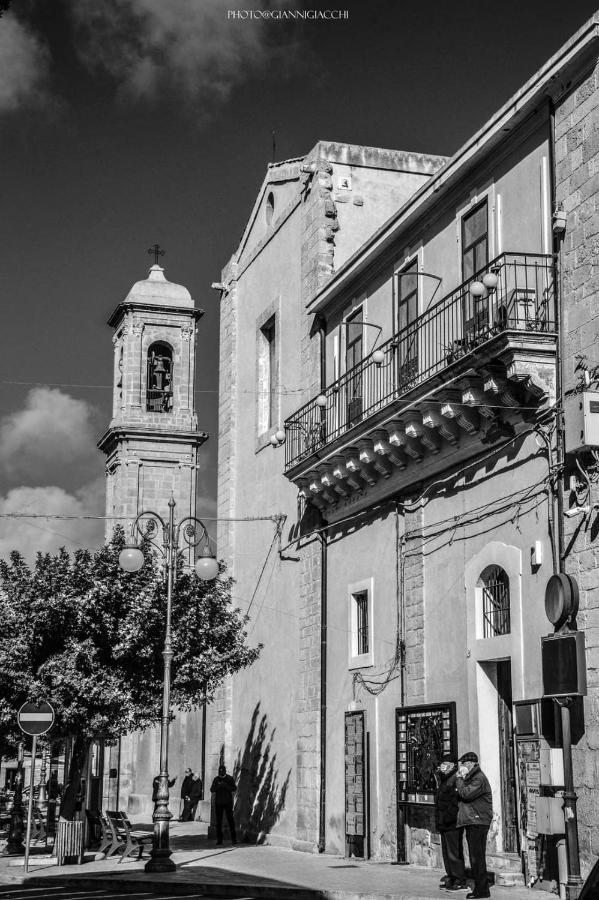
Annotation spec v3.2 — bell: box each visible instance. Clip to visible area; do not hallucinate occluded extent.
[153,357,166,374]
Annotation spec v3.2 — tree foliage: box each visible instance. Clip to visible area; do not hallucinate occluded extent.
[0,527,260,755]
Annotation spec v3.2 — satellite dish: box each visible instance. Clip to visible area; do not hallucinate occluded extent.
[544,573,579,627]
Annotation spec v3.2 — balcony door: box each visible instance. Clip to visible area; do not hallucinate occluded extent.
[462,200,489,346]
[345,307,363,427]
[397,259,419,389]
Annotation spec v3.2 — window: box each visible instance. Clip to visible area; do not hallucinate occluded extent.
[462,200,488,281]
[349,579,373,668]
[146,342,173,413]
[397,259,418,332]
[481,565,511,637]
[345,307,363,427]
[258,316,277,433]
[397,259,419,386]
[355,591,369,655]
[266,191,275,225]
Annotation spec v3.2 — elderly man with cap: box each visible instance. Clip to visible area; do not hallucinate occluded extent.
[435,753,467,891]
[455,751,493,899]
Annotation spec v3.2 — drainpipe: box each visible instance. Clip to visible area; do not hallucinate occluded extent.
[549,98,583,900]
[318,525,328,853]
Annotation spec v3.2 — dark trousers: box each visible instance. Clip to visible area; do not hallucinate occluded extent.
[181,799,198,821]
[441,827,466,883]
[465,824,490,896]
[215,803,236,844]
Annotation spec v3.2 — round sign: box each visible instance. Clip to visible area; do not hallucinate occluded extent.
[17,701,55,736]
[544,573,580,627]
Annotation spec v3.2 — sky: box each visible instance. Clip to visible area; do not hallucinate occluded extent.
[0,0,597,562]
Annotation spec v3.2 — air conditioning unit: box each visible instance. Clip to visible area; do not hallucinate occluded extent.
[563,390,599,453]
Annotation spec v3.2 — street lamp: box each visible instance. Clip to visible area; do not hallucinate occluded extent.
[118,495,218,873]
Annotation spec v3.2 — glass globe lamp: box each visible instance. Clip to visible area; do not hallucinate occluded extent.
[119,545,144,572]
[195,549,219,581]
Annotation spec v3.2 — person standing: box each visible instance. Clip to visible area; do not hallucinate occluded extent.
[151,774,176,804]
[455,752,493,900]
[179,768,193,821]
[186,772,203,821]
[210,764,237,845]
[435,754,467,891]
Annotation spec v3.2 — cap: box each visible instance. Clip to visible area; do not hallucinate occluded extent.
[440,753,457,764]
[459,751,478,764]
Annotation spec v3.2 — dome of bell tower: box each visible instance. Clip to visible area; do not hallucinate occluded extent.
[124,264,194,308]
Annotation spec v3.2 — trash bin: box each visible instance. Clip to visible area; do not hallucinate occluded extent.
[54,819,84,865]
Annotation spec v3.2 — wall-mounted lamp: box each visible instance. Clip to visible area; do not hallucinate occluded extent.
[553,204,567,234]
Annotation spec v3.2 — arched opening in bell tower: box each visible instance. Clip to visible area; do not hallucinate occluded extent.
[146,341,173,413]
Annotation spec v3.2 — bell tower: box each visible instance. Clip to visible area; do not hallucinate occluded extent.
[98,260,206,540]
[98,259,207,815]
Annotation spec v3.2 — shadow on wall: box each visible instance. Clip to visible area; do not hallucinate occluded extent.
[232,703,291,843]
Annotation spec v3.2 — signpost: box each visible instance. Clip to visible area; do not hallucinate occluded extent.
[17,702,54,873]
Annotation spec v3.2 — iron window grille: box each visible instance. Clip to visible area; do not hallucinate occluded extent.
[482,565,511,637]
[354,591,369,655]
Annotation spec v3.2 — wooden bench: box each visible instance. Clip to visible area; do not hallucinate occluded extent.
[86,809,117,856]
[106,810,153,862]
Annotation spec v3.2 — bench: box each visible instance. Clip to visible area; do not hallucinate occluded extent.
[106,810,153,862]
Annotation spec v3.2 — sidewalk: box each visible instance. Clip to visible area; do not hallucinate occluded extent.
[0,821,540,900]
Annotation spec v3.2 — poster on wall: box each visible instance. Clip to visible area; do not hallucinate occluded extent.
[515,738,541,881]
[395,703,457,805]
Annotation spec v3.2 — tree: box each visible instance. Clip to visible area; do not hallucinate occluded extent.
[0,527,260,817]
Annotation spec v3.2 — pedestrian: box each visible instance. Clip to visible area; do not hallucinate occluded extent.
[455,752,493,899]
[435,754,467,892]
[182,772,203,821]
[210,764,237,845]
[179,767,193,821]
[151,774,176,804]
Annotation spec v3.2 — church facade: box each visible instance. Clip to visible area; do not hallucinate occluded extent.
[207,13,599,888]
[98,261,207,814]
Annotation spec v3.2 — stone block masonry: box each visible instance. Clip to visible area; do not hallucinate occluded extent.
[555,56,599,869]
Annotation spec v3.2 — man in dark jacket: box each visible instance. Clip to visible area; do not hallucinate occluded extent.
[210,764,237,845]
[181,772,202,821]
[435,754,467,891]
[456,752,493,899]
[180,768,194,821]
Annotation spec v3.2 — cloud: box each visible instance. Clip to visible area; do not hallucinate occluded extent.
[0,388,105,560]
[0,12,51,113]
[67,0,300,108]
[0,387,101,488]
[0,481,105,562]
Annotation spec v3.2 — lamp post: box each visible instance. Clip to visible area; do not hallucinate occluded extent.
[118,496,218,873]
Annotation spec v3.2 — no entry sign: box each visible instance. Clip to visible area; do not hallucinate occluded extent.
[17,701,55,736]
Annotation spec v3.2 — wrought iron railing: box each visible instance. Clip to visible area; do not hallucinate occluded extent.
[284,252,555,470]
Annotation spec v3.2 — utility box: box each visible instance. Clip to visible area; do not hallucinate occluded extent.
[535,796,565,835]
[564,390,599,453]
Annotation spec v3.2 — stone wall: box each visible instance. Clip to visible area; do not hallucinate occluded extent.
[555,55,599,869]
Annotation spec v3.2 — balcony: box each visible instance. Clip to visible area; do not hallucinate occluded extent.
[283,253,557,516]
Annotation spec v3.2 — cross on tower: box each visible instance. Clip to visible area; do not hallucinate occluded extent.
[148,243,165,265]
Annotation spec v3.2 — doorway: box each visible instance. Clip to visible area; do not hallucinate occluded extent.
[496,661,517,852]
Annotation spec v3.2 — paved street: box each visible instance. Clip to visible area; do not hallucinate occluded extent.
[0,822,535,900]
[0,885,211,899]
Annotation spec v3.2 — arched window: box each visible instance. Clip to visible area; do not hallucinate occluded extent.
[146,342,173,413]
[481,565,511,637]
[265,191,275,225]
